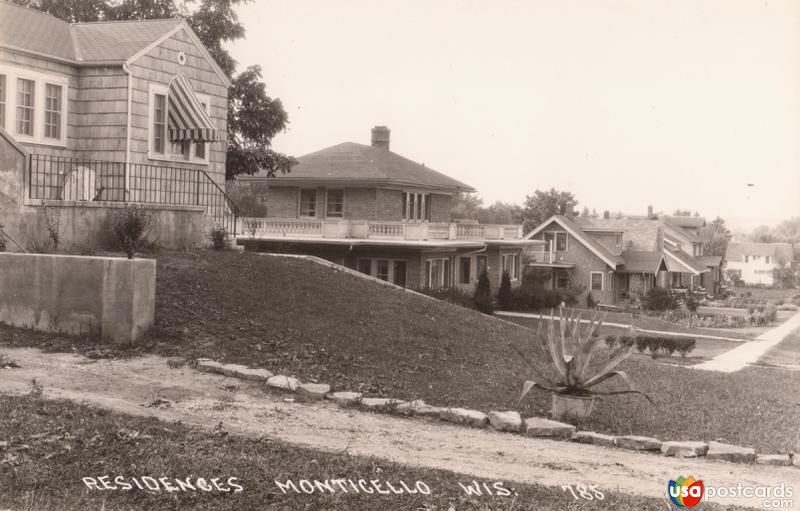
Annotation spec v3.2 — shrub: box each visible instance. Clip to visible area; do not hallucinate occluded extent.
[112,205,152,259]
[586,292,597,309]
[0,223,5,252]
[561,283,584,307]
[473,269,494,315]
[763,303,778,323]
[633,336,696,358]
[683,292,700,312]
[643,287,677,311]
[508,287,562,311]
[210,227,227,251]
[497,270,512,310]
[42,205,61,252]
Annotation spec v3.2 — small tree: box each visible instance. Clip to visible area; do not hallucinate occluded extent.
[473,269,494,315]
[497,270,512,310]
[772,262,797,289]
[112,205,152,259]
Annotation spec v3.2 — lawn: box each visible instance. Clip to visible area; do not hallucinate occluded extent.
[0,394,675,511]
[1,250,799,453]
[757,330,800,368]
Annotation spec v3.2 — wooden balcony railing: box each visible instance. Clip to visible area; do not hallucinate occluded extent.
[238,218,524,242]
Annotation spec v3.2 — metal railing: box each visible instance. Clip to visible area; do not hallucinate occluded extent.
[28,154,238,235]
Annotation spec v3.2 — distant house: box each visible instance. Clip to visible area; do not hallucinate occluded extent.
[0,0,234,249]
[524,207,720,306]
[725,242,793,286]
[237,126,535,292]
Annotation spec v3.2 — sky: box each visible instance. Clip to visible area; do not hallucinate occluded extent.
[225,0,800,230]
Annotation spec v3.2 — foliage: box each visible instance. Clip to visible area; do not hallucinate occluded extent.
[112,205,152,259]
[473,269,494,315]
[683,291,700,312]
[210,226,227,250]
[643,287,677,311]
[772,264,797,289]
[518,309,653,404]
[450,195,522,225]
[0,221,5,252]
[520,266,551,289]
[14,0,296,182]
[586,293,597,309]
[508,287,562,311]
[497,271,512,310]
[561,283,584,307]
[704,216,731,257]
[634,336,696,359]
[520,188,578,233]
[42,205,61,252]
[226,182,267,217]
[450,193,483,220]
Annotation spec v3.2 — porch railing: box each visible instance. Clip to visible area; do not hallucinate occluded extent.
[28,154,238,235]
[528,250,553,264]
[238,218,524,242]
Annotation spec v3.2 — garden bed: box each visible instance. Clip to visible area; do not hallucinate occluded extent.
[1,251,798,453]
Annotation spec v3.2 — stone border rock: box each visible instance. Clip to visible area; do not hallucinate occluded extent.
[191,358,799,468]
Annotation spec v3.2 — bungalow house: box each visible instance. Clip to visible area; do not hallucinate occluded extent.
[236,126,535,292]
[524,207,718,306]
[0,0,234,250]
[725,242,793,286]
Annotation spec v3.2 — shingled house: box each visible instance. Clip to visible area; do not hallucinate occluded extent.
[237,126,535,291]
[524,208,721,306]
[0,1,234,249]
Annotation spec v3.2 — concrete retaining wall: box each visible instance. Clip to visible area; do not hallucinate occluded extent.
[0,127,207,251]
[0,253,155,344]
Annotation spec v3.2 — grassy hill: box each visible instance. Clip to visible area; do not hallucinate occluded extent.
[2,250,799,453]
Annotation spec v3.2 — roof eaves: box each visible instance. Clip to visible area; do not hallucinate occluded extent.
[526,215,621,269]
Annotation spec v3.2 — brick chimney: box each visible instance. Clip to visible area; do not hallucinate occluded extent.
[371,126,390,150]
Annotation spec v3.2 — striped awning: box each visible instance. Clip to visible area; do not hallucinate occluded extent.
[168,75,219,143]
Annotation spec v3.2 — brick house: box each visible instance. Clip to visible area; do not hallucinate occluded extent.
[237,126,534,292]
[0,1,234,250]
[725,242,793,286]
[524,208,719,306]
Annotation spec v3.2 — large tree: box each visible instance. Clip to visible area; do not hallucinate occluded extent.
[704,217,731,257]
[520,188,577,233]
[15,0,295,181]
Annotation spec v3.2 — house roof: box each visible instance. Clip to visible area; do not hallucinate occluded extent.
[665,215,706,229]
[696,255,722,267]
[725,242,794,262]
[665,247,708,274]
[247,142,476,193]
[0,1,229,85]
[618,250,665,273]
[526,215,625,269]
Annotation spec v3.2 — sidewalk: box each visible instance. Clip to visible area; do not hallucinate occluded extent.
[692,310,800,373]
[495,311,747,342]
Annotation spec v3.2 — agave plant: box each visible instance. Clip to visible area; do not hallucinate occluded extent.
[518,308,654,403]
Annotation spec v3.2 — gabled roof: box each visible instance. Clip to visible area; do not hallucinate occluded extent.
[726,242,794,262]
[573,215,661,251]
[246,142,476,193]
[525,215,624,268]
[665,247,708,275]
[618,250,666,273]
[695,255,722,268]
[0,1,230,86]
[665,215,706,229]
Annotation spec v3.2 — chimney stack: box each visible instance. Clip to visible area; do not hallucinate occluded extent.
[371,126,390,150]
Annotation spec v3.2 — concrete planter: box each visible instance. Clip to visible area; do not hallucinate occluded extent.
[0,253,155,344]
[551,393,595,421]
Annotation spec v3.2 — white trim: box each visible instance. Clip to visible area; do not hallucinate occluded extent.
[356,257,408,286]
[589,271,604,292]
[147,83,210,165]
[500,252,519,281]
[425,257,451,288]
[298,188,318,218]
[664,250,703,275]
[0,63,68,147]
[324,188,345,218]
[127,22,232,88]
[525,215,619,268]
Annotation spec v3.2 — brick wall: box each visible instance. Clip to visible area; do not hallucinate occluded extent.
[266,186,298,218]
[344,188,376,220]
[429,193,452,222]
[375,188,402,221]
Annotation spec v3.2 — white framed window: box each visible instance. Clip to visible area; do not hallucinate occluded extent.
[590,271,604,291]
[356,258,408,287]
[0,64,67,146]
[426,258,451,288]
[148,84,211,164]
[501,253,519,281]
[555,269,570,289]
[543,231,568,252]
[326,189,344,218]
[402,191,431,222]
[459,257,471,284]
[299,189,317,217]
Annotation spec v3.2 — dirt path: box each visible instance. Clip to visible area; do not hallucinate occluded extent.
[1,347,798,509]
